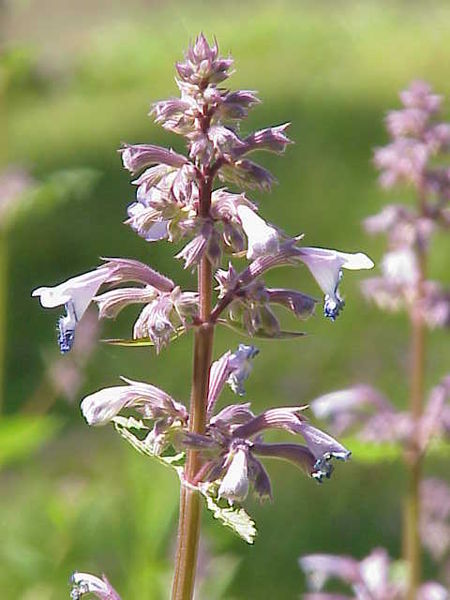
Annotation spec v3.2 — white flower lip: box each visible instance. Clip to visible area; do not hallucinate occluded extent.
[81,386,130,426]
[32,267,113,353]
[297,247,374,320]
[218,447,250,503]
[32,267,111,318]
[70,571,120,600]
[237,204,280,260]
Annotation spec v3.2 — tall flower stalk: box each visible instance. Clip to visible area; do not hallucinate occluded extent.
[33,35,374,600]
[301,81,450,599]
[370,81,449,598]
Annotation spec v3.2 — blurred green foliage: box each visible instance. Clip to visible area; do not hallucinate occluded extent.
[2,0,450,598]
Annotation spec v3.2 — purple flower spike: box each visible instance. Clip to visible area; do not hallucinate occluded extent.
[176,33,233,86]
[70,572,121,600]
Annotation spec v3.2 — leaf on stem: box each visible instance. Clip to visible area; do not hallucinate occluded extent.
[113,419,257,543]
[199,483,257,544]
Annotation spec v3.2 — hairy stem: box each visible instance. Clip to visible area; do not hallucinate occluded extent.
[405,194,427,600]
[171,175,214,600]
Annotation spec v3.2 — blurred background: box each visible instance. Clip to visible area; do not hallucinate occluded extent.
[1,0,450,598]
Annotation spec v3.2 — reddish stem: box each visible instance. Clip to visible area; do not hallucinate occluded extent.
[171,167,214,600]
[405,189,427,600]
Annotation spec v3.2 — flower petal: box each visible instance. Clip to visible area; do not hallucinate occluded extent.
[70,572,121,600]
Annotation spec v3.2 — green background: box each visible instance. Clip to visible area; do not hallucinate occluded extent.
[2,1,450,598]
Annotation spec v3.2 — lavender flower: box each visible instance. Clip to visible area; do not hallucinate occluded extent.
[185,401,351,502]
[310,386,396,438]
[299,548,449,600]
[236,204,280,259]
[226,344,259,395]
[420,478,450,563]
[207,344,259,414]
[132,287,198,352]
[309,380,450,447]
[120,143,187,174]
[70,572,120,600]
[81,377,187,427]
[32,265,115,353]
[296,248,374,320]
[33,256,199,354]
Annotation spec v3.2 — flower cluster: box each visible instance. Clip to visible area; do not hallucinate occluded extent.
[33,36,373,353]
[299,548,448,600]
[310,375,450,449]
[80,344,350,502]
[32,258,197,353]
[420,478,450,569]
[363,81,450,325]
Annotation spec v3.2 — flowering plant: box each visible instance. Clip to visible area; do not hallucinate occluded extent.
[301,81,450,599]
[33,35,373,599]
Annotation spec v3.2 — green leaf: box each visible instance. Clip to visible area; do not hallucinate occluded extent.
[218,319,305,340]
[112,415,150,431]
[113,420,257,543]
[0,415,61,468]
[198,483,257,544]
[113,418,185,473]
